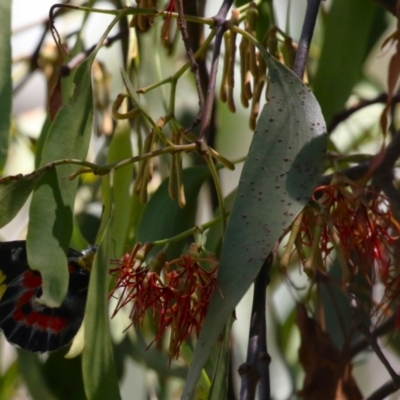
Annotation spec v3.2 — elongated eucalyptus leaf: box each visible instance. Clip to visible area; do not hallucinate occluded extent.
[0,361,18,400]
[0,170,47,228]
[182,49,327,398]
[83,190,121,400]
[26,54,95,307]
[313,0,386,123]
[18,351,58,400]
[103,121,133,255]
[137,166,210,259]
[207,317,234,400]
[0,0,11,172]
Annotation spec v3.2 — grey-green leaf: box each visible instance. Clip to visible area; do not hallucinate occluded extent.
[27,55,95,307]
[182,50,327,398]
[82,209,121,400]
[0,170,47,228]
[0,0,11,172]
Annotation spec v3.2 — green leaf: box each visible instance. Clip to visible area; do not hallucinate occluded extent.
[137,166,210,259]
[205,189,237,255]
[18,351,58,400]
[0,0,11,172]
[26,54,95,307]
[313,0,386,123]
[41,351,86,400]
[0,360,18,400]
[82,184,121,400]
[104,121,133,255]
[207,317,234,400]
[182,50,327,398]
[0,170,47,228]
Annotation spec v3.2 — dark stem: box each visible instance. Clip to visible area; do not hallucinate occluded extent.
[292,0,322,79]
[238,254,272,400]
[198,0,233,147]
[328,94,391,133]
[175,0,205,125]
[366,379,400,400]
[350,314,396,358]
[14,5,70,94]
[356,314,400,385]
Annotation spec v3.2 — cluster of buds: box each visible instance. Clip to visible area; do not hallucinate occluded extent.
[281,177,400,321]
[220,4,298,130]
[130,0,158,32]
[130,0,176,45]
[109,243,218,359]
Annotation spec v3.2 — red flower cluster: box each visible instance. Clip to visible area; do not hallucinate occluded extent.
[314,182,398,278]
[298,179,400,320]
[109,244,218,358]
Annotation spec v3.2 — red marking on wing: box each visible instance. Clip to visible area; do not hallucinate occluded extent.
[13,308,67,332]
[12,270,69,333]
[16,291,35,308]
[22,270,41,289]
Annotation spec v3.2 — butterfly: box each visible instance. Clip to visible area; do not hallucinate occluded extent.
[0,241,96,353]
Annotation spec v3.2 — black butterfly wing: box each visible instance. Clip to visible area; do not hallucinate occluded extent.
[0,241,91,353]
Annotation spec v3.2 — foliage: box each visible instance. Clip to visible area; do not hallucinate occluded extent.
[1,0,400,399]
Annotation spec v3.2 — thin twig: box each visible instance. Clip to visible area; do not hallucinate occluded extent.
[350,314,396,358]
[198,0,234,148]
[292,0,322,79]
[355,311,400,385]
[366,379,400,400]
[175,0,205,125]
[327,94,400,133]
[239,253,274,400]
[14,6,69,94]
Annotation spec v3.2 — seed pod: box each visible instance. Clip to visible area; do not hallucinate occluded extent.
[131,0,157,31]
[282,37,297,70]
[246,5,259,78]
[250,79,265,130]
[267,27,278,58]
[112,94,141,120]
[220,32,230,103]
[168,154,177,200]
[240,37,252,107]
[226,26,237,112]
[257,50,267,78]
[134,130,153,196]
[175,152,186,208]
[139,173,148,204]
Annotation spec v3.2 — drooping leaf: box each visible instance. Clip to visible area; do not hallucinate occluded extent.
[0,0,11,172]
[42,351,86,400]
[137,166,210,259]
[26,8,126,307]
[103,121,133,255]
[313,0,386,124]
[0,360,18,400]
[207,316,234,400]
[182,49,327,398]
[82,180,121,400]
[26,54,95,307]
[18,351,58,400]
[0,170,47,228]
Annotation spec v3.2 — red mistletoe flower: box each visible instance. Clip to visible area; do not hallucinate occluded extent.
[310,181,400,281]
[109,245,218,358]
[296,179,400,323]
